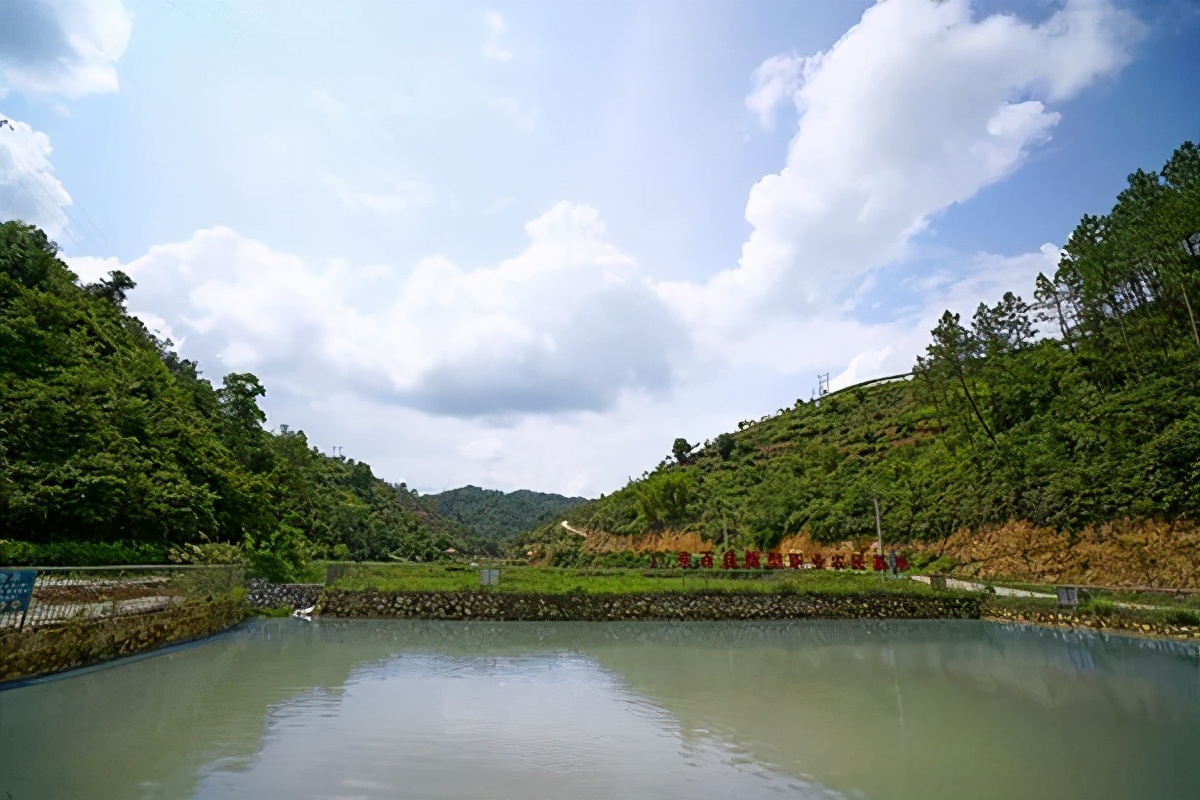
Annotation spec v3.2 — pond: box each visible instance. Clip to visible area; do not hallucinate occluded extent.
[1,619,1197,799]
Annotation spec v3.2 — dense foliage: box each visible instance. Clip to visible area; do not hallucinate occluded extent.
[426,485,587,541]
[541,142,1200,551]
[0,222,492,571]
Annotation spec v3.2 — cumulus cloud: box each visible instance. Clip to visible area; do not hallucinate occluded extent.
[0,114,73,238]
[66,202,686,418]
[0,0,132,97]
[662,0,1143,364]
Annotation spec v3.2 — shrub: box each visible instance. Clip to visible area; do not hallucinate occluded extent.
[244,525,315,583]
[0,539,168,567]
[1081,598,1117,616]
[168,536,246,565]
[920,556,956,575]
[1165,608,1200,626]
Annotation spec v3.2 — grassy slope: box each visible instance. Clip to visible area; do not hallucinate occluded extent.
[522,376,941,552]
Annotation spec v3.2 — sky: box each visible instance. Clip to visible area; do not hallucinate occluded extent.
[1,0,1197,497]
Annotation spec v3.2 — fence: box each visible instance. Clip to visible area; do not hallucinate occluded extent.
[0,564,245,630]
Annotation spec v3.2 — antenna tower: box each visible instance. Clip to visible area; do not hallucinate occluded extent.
[812,373,830,405]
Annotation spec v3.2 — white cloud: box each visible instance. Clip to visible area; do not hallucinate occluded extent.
[0,0,132,97]
[320,172,432,215]
[744,53,805,129]
[0,114,73,239]
[661,0,1142,369]
[482,10,513,62]
[489,97,539,132]
[828,243,1064,389]
[66,202,687,419]
[41,0,1147,498]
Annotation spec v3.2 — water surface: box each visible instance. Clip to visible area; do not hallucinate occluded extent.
[1,619,1197,799]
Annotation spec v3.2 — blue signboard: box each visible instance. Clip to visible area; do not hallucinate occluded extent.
[0,570,37,618]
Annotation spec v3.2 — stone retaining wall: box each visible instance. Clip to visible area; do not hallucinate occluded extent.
[317,590,982,621]
[0,593,247,684]
[247,579,323,610]
[987,608,1200,641]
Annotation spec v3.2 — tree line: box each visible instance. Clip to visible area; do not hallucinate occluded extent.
[0,221,494,574]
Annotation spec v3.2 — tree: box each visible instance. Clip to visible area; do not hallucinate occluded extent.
[86,270,136,308]
[971,292,1036,355]
[1034,272,1076,351]
[925,311,995,443]
[632,471,694,530]
[672,437,694,464]
[714,432,736,461]
[0,222,58,290]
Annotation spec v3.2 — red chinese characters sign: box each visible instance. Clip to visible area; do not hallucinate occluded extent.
[650,551,905,573]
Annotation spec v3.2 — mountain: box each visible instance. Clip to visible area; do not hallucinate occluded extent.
[0,220,488,567]
[426,485,589,541]
[525,141,1200,569]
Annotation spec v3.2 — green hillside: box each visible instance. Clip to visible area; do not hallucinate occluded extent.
[529,141,1200,557]
[427,485,588,541]
[0,221,491,571]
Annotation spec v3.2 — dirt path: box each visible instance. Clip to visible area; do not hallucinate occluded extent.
[910,575,1052,598]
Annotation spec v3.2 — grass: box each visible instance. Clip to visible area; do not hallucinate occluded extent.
[250,605,295,618]
[295,562,329,584]
[330,564,951,598]
[984,595,1200,632]
[955,574,1200,611]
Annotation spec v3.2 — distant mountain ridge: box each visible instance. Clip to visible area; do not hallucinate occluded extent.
[427,486,589,541]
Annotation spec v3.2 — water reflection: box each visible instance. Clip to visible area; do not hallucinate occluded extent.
[0,619,1196,800]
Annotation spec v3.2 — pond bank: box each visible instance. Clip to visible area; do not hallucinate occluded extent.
[984,606,1200,643]
[315,589,982,621]
[0,593,247,685]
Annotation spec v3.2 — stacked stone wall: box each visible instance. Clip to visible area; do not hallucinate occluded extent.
[246,579,322,610]
[317,590,982,621]
[0,594,247,684]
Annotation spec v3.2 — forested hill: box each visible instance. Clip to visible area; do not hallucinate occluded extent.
[426,485,588,540]
[528,141,1200,557]
[0,221,491,569]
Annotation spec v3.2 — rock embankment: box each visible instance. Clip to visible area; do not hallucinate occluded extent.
[987,607,1200,641]
[1,594,246,683]
[317,590,981,621]
[247,579,323,610]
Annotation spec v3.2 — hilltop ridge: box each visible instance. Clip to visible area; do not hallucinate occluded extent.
[427,485,588,541]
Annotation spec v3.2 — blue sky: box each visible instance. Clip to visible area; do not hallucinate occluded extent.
[2,0,1197,496]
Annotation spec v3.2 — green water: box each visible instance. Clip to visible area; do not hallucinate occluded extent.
[1,619,1197,799]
